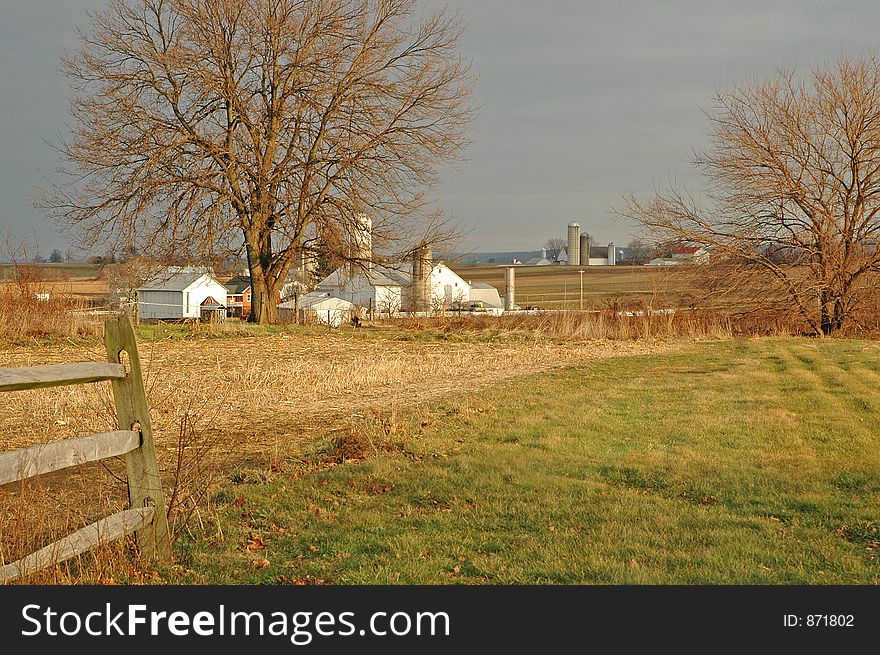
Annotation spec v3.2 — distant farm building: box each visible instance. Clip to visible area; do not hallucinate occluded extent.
[525,248,553,266]
[138,267,228,321]
[278,292,356,327]
[671,245,710,264]
[551,224,626,266]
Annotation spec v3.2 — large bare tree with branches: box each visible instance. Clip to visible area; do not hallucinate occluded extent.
[42,0,474,323]
[619,55,880,335]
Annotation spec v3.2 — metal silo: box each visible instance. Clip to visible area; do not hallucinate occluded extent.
[579,232,591,266]
[567,222,580,266]
[607,242,616,266]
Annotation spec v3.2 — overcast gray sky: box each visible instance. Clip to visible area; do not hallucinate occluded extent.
[1,0,877,255]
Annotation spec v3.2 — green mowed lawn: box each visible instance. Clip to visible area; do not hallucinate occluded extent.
[176,338,880,584]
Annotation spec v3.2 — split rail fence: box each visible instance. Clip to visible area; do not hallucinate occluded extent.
[0,314,170,582]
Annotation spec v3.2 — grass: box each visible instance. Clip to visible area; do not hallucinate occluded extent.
[174,338,880,584]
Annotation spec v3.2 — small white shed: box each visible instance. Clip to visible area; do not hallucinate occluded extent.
[138,267,229,321]
[279,292,356,327]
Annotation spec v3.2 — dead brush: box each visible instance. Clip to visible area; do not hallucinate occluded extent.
[327,406,409,464]
[391,309,739,341]
[0,463,143,584]
[0,264,102,341]
[165,409,228,542]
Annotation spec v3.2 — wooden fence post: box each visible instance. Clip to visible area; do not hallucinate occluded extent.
[104,313,171,562]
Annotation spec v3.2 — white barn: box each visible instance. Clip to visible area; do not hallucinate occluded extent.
[316,266,406,316]
[138,267,229,321]
[428,262,470,309]
[316,260,503,316]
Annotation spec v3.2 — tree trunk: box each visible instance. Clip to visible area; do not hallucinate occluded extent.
[244,228,287,325]
[819,289,846,336]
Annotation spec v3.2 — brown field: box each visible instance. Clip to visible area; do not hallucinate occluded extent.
[453,263,690,309]
[0,262,109,302]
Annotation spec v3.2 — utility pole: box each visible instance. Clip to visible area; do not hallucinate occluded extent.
[578,269,585,310]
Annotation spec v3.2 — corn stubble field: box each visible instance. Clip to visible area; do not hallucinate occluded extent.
[0,264,878,585]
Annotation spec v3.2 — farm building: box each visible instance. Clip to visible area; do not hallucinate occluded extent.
[138,267,229,321]
[427,262,470,309]
[224,270,312,320]
[525,248,553,266]
[316,265,407,316]
[670,245,710,264]
[278,292,356,327]
[316,259,494,315]
[224,274,252,319]
[466,282,504,315]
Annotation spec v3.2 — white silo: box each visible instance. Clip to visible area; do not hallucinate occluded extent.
[567,222,580,267]
[607,242,616,266]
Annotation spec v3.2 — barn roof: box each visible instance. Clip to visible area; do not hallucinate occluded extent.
[224,275,252,294]
[279,292,355,310]
[139,266,217,292]
[318,264,412,290]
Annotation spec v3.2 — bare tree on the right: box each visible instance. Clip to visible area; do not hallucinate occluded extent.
[619,55,880,335]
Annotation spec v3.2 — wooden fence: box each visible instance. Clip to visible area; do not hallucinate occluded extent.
[0,314,170,582]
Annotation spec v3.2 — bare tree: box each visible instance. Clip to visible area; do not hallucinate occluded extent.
[625,238,654,265]
[544,237,567,261]
[619,55,880,335]
[41,0,474,323]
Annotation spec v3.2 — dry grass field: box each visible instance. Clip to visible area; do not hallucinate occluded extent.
[0,326,676,581]
[0,330,673,461]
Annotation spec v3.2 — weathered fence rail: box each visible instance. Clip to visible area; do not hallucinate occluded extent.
[0,314,170,583]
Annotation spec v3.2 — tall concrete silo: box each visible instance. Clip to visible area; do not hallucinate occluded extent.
[607,242,616,266]
[411,244,432,313]
[504,267,516,312]
[352,213,372,267]
[579,232,591,266]
[567,222,580,266]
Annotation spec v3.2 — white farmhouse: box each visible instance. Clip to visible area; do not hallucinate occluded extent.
[137,266,229,321]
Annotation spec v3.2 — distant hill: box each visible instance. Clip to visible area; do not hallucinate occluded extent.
[442,251,542,265]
